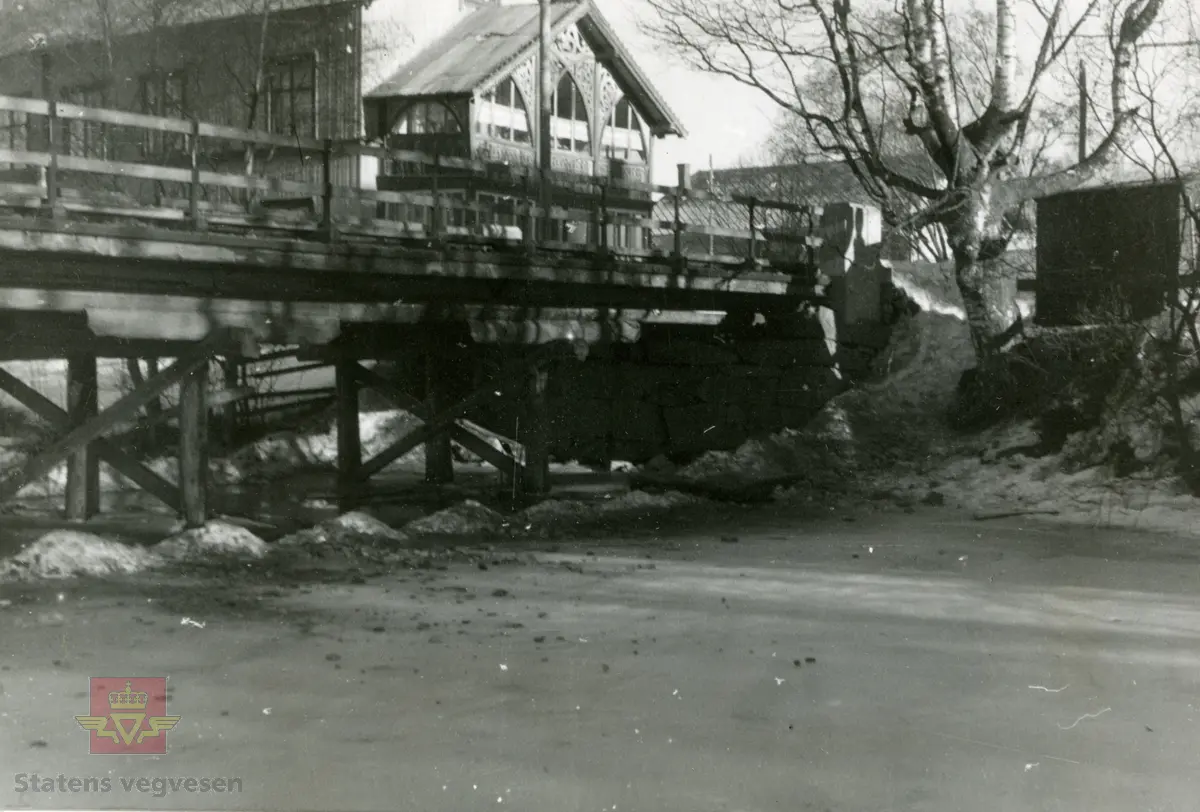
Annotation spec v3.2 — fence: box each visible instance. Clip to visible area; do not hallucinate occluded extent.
[0,94,827,272]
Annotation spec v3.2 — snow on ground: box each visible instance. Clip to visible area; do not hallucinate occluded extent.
[275,510,411,550]
[519,490,701,538]
[402,500,509,537]
[0,531,161,581]
[152,521,269,562]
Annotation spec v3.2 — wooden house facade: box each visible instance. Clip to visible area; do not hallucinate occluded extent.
[362,0,686,250]
[0,0,372,214]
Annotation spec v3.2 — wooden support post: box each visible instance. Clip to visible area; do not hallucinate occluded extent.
[430,152,443,241]
[178,362,209,529]
[321,137,336,242]
[220,357,240,448]
[65,354,100,521]
[673,163,690,266]
[424,339,455,485]
[521,358,550,496]
[335,359,362,512]
[189,118,205,231]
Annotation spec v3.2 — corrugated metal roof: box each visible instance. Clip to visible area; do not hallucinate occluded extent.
[365,2,584,99]
[0,0,361,60]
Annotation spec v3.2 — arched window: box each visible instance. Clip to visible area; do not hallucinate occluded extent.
[392,101,463,135]
[476,77,531,144]
[602,97,646,163]
[551,73,590,154]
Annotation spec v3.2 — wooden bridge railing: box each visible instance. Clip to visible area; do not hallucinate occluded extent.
[0,94,828,270]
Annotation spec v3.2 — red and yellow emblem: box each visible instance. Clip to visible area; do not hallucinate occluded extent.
[75,677,180,755]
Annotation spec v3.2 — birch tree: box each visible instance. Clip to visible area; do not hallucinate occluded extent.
[643,0,1167,371]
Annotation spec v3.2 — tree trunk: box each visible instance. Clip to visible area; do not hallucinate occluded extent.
[945,193,1016,370]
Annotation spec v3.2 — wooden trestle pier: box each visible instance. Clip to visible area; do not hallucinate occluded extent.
[0,94,830,526]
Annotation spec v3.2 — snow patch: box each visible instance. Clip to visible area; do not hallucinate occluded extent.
[153,521,269,562]
[403,500,507,537]
[0,531,160,581]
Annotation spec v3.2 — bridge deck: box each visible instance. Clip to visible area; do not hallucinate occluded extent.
[0,95,829,345]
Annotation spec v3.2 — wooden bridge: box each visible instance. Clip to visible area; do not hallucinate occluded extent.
[0,94,840,528]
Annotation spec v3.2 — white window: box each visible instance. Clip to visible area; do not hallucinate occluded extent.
[392,101,463,135]
[551,73,590,155]
[476,77,531,144]
[602,97,646,164]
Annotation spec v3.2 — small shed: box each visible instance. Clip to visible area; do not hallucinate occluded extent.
[1034,178,1198,326]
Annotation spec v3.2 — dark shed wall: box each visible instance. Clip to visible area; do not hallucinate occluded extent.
[1035,183,1185,326]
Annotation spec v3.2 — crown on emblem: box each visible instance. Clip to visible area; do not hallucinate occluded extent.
[108,681,149,710]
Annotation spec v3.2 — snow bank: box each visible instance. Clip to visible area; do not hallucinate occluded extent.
[275,510,410,549]
[0,531,160,581]
[519,490,701,537]
[403,500,507,537]
[153,521,269,562]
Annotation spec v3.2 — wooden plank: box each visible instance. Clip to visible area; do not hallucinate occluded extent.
[0,94,50,116]
[57,154,193,184]
[55,101,193,134]
[178,363,208,528]
[65,354,100,521]
[0,367,180,511]
[0,330,226,505]
[335,360,362,511]
[196,169,323,197]
[450,423,520,479]
[195,121,324,151]
[0,149,52,168]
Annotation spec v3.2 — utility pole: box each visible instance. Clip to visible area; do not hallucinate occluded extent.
[539,0,553,242]
[1077,60,1088,163]
[708,154,715,256]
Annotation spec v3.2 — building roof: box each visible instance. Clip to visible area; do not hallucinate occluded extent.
[0,0,362,60]
[693,154,943,207]
[365,0,685,137]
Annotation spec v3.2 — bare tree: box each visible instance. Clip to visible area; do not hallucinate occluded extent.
[642,0,1166,372]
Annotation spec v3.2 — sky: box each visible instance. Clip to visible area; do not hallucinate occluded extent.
[595,0,780,183]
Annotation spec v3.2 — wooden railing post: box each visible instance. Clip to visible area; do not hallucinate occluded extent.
[672,162,690,266]
[189,117,205,231]
[748,196,758,265]
[321,137,337,243]
[44,100,60,218]
[430,151,442,241]
[522,171,535,252]
[600,180,610,254]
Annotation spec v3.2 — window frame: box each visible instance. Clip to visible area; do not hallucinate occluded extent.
[265,52,318,138]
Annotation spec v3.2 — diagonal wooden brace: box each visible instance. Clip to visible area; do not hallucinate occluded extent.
[0,368,181,511]
[351,364,523,480]
[354,383,502,481]
[0,329,232,505]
